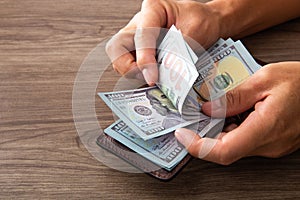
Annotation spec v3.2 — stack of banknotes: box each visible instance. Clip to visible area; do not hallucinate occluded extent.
[98,25,261,171]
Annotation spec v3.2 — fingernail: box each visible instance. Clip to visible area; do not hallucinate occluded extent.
[142,68,155,86]
[175,129,196,148]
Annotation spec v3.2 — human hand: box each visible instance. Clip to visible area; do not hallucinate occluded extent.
[106,0,222,85]
[175,62,300,165]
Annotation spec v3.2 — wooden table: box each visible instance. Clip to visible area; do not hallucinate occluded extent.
[0,0,299,199]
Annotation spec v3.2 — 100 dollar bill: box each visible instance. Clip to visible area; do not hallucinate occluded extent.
[104,118,223,170]
[194,41,261,101]
[104,120,187,170]
[99,86,202,140]
[156,25,199,114]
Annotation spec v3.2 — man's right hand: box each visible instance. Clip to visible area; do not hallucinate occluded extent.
[105,0,222,85]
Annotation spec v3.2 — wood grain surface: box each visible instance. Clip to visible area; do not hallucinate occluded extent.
[0,0,299,199]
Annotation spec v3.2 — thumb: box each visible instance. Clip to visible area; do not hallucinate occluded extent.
[134,1,168,86]
[175,128,220,160]
[135,26,159,85]
[202,75,267,117]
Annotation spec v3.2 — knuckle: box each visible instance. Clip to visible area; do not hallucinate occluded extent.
[136,53,156,68]
[105,39,114,55]
[226,91,235,107]
[105,34,122,57]
[269,153,281,159]
[112,63,121,74]
[266,148,288,159]
[216,144,235,166]
[226,89,241,108]
[142,0,160,7]
[218,154,233,166]
[254,66,273,85]
[218,159,232,166]
[136,56,147,67]
[112,56,135,75]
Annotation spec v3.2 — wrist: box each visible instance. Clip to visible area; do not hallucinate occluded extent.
[206,0,234,39]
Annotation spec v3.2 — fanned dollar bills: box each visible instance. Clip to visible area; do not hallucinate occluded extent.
[156,26,199,114]
[104,118,222,170]
[99,86,201,140]
[98,25,261,170]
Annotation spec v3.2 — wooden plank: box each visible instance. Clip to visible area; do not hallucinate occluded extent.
[0,0,299,199]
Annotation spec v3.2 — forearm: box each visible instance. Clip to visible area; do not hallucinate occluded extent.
[206,0,300,38]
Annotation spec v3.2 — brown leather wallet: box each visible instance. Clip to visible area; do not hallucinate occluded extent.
[96,130,192,181]
[96,58,266,181]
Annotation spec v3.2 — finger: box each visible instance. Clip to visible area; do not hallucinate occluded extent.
[223,123,238,132]
[106,13,140,76]
[175,128,222,162]
[106,30,136,71]
[111,52,144,81]
[202,71,269,117]
[134,0,167,85]
[175,109,272,165]
[112,53,138,75]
